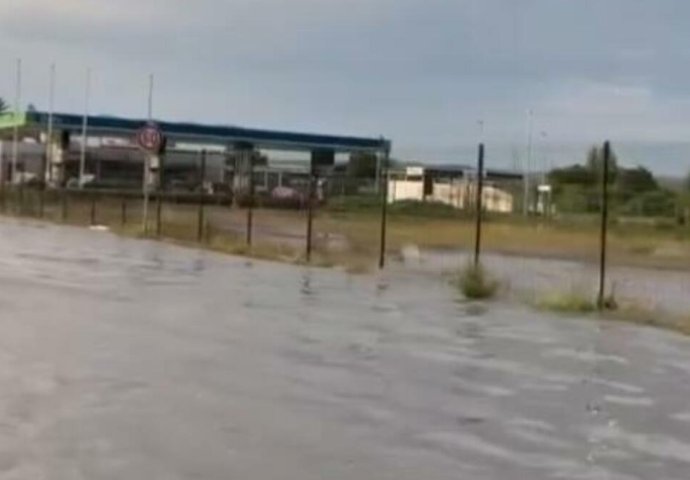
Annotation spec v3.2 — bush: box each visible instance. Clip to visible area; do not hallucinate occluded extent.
[457,263,499,300]
[621,189,677,217]
[536,291,596,313]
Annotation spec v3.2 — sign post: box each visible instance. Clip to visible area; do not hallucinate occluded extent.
[136,123,165,235]
[307,150,335,262]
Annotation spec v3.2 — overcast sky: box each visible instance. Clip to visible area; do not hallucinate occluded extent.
[1,0,690,174]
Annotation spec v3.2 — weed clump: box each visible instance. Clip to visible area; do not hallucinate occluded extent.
[457,263,499,300]
[536,291,597,313]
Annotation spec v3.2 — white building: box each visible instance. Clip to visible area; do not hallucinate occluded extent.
[388,165,520,214]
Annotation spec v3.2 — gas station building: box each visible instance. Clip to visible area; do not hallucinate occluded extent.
[0,111,391,192]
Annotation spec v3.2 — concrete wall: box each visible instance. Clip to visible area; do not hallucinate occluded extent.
[387,179,424,204]
[388,179,514,213]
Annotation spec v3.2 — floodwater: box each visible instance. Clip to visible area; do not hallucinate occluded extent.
[1,219,690,479]
[407,248,690,316]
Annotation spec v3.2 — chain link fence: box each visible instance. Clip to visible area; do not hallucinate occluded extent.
[2,141,690,318]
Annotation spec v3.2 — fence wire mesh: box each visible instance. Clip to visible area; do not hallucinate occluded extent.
[1,141,689,318]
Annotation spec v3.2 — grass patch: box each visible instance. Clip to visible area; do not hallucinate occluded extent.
[536,291,597,314]
[456,262,499,300]
[7,193,690,274]
[600,300,690,335]
[530,287,690,337]
[207,234,300,262]
[327,197,469,219]
[326,195,381,214]
[389,200,466,219]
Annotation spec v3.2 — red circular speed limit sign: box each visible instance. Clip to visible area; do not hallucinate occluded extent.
[136,123,165,153]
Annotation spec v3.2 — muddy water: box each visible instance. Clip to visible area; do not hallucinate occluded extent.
[1,219,690,479]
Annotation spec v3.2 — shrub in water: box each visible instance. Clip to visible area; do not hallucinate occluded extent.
[458,263,499,300]
[536,291,596,313]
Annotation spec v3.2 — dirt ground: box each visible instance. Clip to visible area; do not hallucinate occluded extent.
[11,193,690,272]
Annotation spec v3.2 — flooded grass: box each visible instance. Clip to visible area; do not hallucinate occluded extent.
[107,211,374,272]
[535,291,597,314]
[6,197,690,340]
[9,194,690,271]
[604,302,690,336]
[7,195,690,335]
[320,212,690,270]
[531,289,690,336]
[456,263,499,300]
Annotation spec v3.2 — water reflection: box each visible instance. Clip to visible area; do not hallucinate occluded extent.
[300,272,314,297]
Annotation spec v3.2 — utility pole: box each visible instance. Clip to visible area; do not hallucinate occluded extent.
[46,63,56,184]
[539,131,548,184]
[523,109,533,216]
[142,73,154,234]
[147,73,154,121]
[477,119,485,141]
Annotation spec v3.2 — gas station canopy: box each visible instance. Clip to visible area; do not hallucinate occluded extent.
[0,110,391,154]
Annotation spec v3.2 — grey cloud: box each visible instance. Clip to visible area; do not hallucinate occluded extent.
[1,0,690,174]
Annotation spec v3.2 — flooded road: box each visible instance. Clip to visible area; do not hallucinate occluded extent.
[1,219,690,479]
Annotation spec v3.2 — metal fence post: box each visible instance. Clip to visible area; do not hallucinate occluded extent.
[197,149,207,243]
[155,192,162,237]
[379,149,390,269]
[38,186,45,218]
[18,176,25,216]
[142,155,150,236]
[61,189,68,222]
[38,152,47,218]
[474,143,485,267]
[246,150,254,247]
[0,177,5,214]
[156,152,166,237]
[306,170,316,262]
[90,192,97,225]
[121,196,127,226]
[597,140,611,310]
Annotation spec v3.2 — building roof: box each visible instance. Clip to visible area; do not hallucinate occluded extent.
[403,163,523,180]
[0,111,390,154]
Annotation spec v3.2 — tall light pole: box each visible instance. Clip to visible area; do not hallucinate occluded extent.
[142,73,155,233]
[538,131,548,184]
[46,63,56,184]
[147,73,154,121]
[11,58,22,184]
[79,67,91,188]
[523,109,533,216]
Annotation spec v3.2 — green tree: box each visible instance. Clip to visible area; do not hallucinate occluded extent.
[548,164,595,186]
[0,97,8,115]
[586,145,618,183]
[622,189,677,217]
[616,166,658,203]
